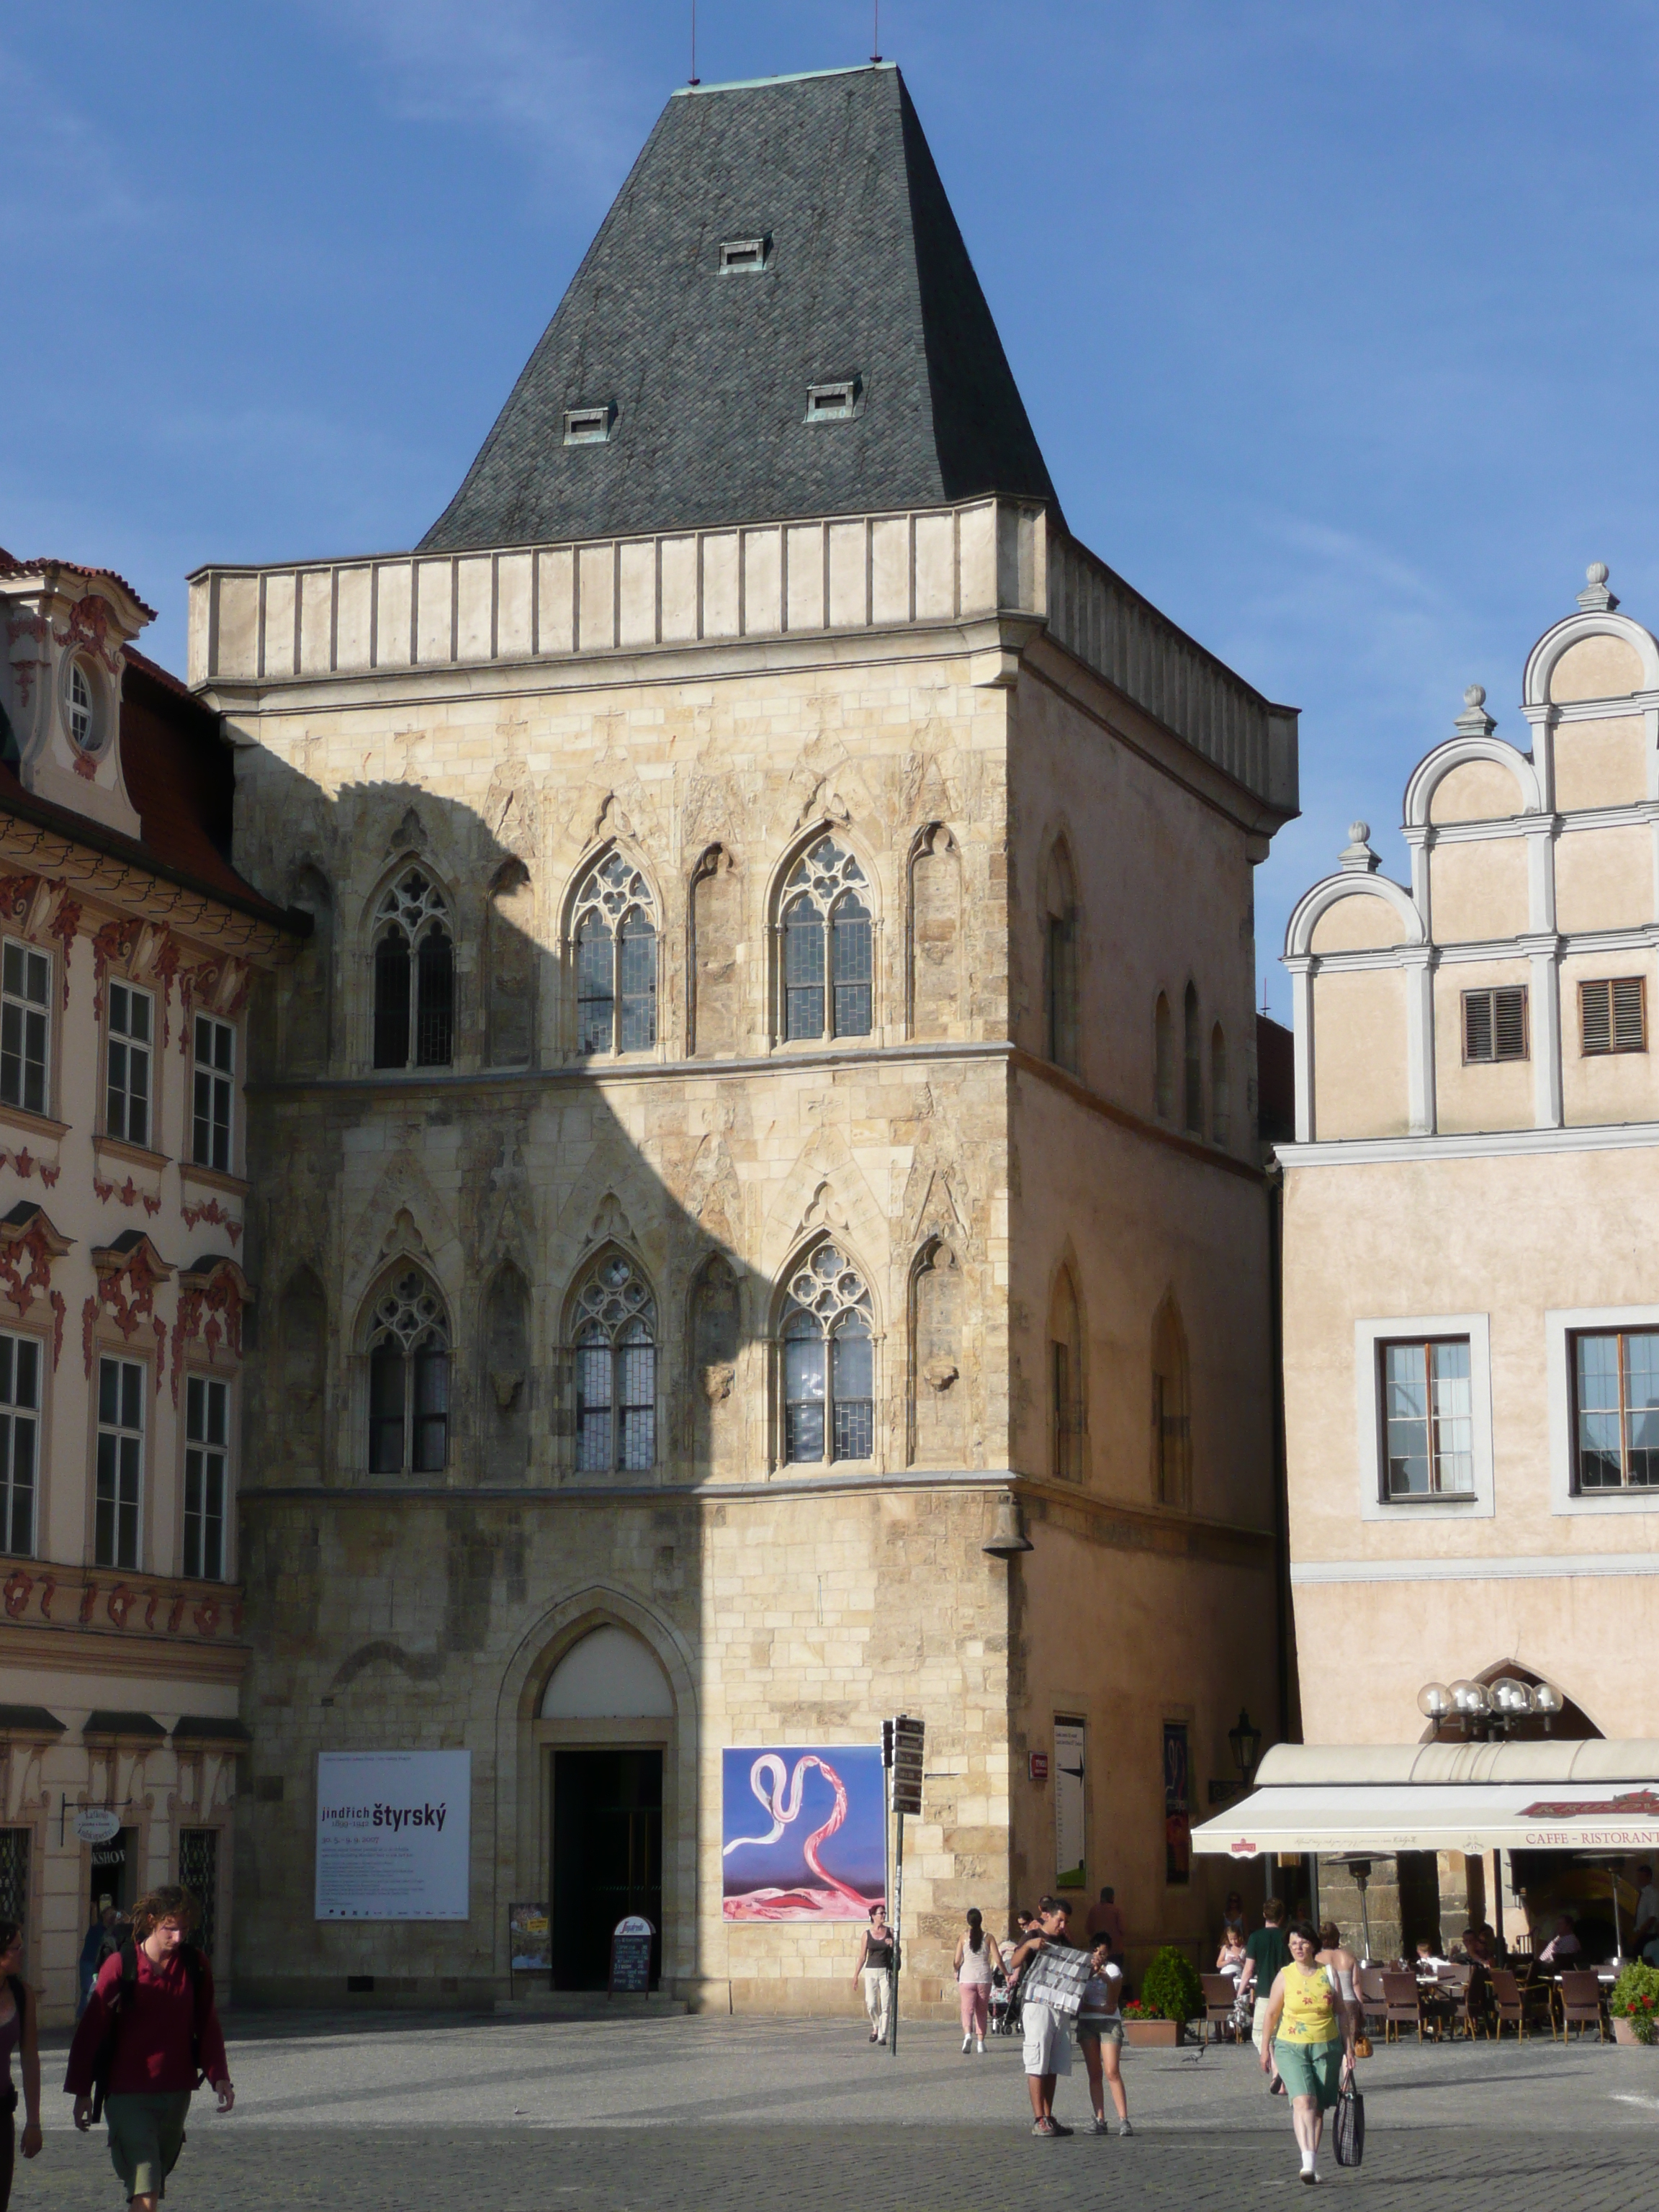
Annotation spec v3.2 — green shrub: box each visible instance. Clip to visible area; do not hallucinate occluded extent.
[1610,1961,1659,2043]
[1140,1943,1204,2025]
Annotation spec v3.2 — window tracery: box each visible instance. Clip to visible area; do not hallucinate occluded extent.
[367,1268,449,1473]
[572,853,657,1055]
[573,1252,656,1472]
[781,1243,874,1462]
[781,839,872,1042]
[372,870,453,1069]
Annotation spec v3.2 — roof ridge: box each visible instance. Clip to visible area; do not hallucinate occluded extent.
[671,60,896,98]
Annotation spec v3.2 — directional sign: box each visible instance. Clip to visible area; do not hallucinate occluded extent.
[886,1714,925,1815]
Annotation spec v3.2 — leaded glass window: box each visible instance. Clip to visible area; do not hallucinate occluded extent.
[781,1244,874,1462]
[572,855,657,1055]
[367,1269,449,1473]
[372,871,453,1069]
[781,840,873,1042]
[572,1254,656,1473]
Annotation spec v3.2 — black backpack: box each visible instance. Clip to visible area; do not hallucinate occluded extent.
[89,1941,206,2123]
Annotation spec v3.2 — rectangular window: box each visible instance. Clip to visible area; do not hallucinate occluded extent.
[1053,1342,1076,1480]
[184,1375,228,1580]
[0,1331,40,1557]
[1579,976,1646,1056]
[178,1827,217,1961]
[192,1016,235,1172]
[1572,1328,1659,1491]
[1462,985,1527,1064]
[1381,1338,1475,1497]
[106,983,153,1148]
[0,940,50,1116]
[95,1356,145,1569]
[0,1829,27,1928]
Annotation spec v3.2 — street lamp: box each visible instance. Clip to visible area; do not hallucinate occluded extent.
[1416,1682,1453,1735]
[1228,1708,1263,1785]
[1418,1675,1566,1740]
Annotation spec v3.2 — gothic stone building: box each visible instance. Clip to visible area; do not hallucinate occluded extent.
[191,63,1300,2010]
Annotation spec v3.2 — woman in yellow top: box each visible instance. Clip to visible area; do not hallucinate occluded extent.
[1259,1920,1357,2185]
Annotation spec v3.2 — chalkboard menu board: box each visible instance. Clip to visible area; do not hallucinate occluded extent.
[609,1915,654,1995]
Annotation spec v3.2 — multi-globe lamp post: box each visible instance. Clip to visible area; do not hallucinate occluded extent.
[1416,1676,1565,1739]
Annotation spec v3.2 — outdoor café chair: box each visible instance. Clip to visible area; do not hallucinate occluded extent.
[1380,1970,1425,2043]
[1488,1967,1529,2041]
[1200,1974,1239,2045]
[1555,1969,1609,2044]
[1357,1964,1388,2037]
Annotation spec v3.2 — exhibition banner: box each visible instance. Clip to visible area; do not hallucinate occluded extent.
[721,1745,885,1921]
[1053,1716,1087,1889]
[315,1750,471,1920]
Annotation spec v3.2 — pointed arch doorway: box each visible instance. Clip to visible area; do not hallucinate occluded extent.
[540,1625,674,1989]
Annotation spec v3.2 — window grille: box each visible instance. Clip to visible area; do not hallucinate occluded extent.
[367,1272,449,1473]
[572,1254,657,1473]
[192,1015,235,1172]
[1381,1339,1475,1497]
[1046,912,1078,1072]
[572,855,657,1056]
[1052,1342,1079,1480]
[781,840,873,1043]
[0,1331,39,1557]
[1579,976,1646,1056]
[184,1375,228,1579]
[1573,1328,1659,1490]
[178,1828,217,1960]
[1462,986,1527,1064]
[1182,982,1202,1133]
[372,872,452,1070]
[107,983,153,1146]
[0,1830,27,1928]
[96,1357,145,1568]
[0,940,50,1115]
[781,1245,873,1463]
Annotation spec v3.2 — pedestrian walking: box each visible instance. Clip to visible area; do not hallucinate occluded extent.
[953,1910,1002,2053]
[0,1922,42,2209]
[77,1907,119,2021]
[1240,1896,1292,2093]
[851,1903,894,2044]
[1007,1897,1084,2138]
[1076,1942,1131,2136]
[65,1885,234,2212]
[1258,1919,1357,2187]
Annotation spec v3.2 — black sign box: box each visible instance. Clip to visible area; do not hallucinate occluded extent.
[610,1932,652,1995]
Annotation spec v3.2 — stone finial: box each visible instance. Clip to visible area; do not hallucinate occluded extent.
[1455,683,1497,739]
[1577,561,1619,613]
[1339,822,1380,874]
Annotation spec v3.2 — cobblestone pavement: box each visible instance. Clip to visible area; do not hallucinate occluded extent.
[25,2013,1659,2210]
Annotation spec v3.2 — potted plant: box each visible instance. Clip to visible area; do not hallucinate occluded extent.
[1125,1946,1204,2046]
[1609,1961,1659,2045]
[1121,1997,1179,2047]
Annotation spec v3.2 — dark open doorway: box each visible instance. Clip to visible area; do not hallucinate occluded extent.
[552,1749,662,1990]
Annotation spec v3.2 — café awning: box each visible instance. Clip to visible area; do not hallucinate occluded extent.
[1192,1740,1659,1860]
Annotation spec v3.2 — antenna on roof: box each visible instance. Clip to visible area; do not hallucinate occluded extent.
[871,2,881,61]
[689,0,699,85]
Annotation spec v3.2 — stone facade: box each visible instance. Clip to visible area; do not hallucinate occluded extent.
[193,487,1294,2009]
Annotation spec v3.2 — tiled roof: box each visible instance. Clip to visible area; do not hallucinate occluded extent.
[421,63,1057,551]
[0,551,156,621]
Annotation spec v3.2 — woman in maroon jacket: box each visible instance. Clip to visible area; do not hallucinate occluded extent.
[64,1887,234,2211]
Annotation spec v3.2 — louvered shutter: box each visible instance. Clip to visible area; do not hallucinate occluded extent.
[1463,992,1493,1062]
[1613,976,1646,1052]
[1581,979,1612,1055]
[1494,987,1527,1060]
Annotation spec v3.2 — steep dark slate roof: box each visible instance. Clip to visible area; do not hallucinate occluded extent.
[421,64,1057,550]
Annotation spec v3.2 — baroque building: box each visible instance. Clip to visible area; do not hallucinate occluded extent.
[0,551,299,2023]
[1274,564,1659,1956]
[192,63,1299,2010]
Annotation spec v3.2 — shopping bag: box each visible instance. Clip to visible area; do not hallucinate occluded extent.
[1333,2082,1365,2169]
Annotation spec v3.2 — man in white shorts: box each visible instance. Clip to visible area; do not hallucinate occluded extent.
[1007,1897,1076,2137]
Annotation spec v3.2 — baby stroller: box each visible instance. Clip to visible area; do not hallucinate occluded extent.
[989,1969,1020,2038]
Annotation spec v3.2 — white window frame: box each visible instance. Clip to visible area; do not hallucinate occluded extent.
[1353,1313,1494,1522]
[191,1015,235,1173]
[94,1354,146,1570]
[105,981,156,1150]
[1547,1304,1659,1517]
[0,1327,42,1559]
[182,1372,230,1580]
[0,938,51,1118]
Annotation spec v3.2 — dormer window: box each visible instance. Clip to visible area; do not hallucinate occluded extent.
[563,405,616,446]
[805,377,861,423]
[719,236,770,274]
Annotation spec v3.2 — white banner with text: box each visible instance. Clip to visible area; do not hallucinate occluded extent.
[315,1750,472,1920]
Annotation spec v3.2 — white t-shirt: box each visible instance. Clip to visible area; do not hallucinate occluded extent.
[1636,1884,1658,1930]
[1079,1962,1123,2020]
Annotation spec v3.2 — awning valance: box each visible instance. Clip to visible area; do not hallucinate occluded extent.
[1192,1741,1659,1860]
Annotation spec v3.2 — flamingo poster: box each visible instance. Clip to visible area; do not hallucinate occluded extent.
[721,1745,886,1920]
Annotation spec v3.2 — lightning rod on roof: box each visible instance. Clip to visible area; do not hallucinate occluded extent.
[689,0,699,86]
[872,2,881,62]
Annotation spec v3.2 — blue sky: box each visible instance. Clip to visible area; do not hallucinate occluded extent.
[7,2,1659,997]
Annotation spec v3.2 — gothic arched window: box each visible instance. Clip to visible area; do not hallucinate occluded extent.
[573,1254,657,1473]
[781,839,873,1043]
[572,854,657,1055]
[372,871,453,1069]
[367,1269,449,1473]
[781,1244,874,1463]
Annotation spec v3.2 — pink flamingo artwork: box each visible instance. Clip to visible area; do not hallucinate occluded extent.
[721,1750,881,1920]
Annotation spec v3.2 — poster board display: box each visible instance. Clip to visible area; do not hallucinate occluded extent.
[609,1914,654,1993]
[721,1745,885,1920]
[508,1901,551,1972]
[315,1750,471,1920]
[1054,1716,1087,1889]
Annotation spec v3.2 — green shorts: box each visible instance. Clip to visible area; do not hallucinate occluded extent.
[105,2091,191,2200]
[1075,2015,1125,2045]
[1273,2036,1344,2109]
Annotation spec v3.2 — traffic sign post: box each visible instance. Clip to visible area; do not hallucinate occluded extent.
[883,1714,925,2054]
